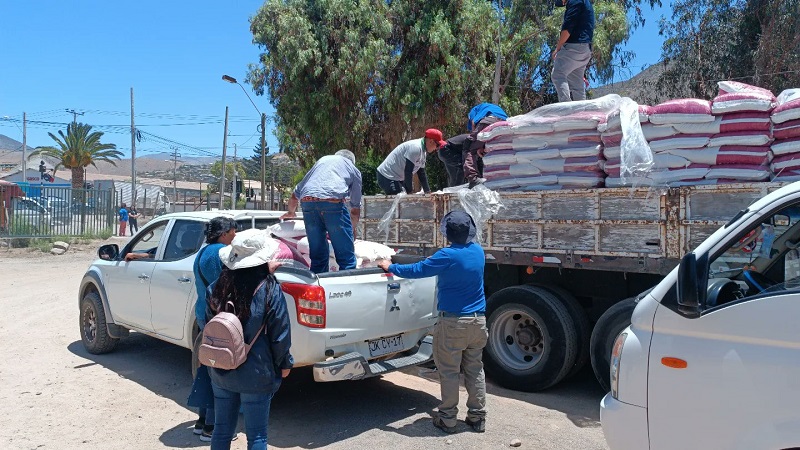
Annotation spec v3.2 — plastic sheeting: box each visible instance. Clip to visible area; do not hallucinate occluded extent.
[456,185,504,245]
[377,191,406,244]
[618,97,655,183]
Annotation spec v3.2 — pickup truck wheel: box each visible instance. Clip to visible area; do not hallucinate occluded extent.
[590,297,636,392]
[80,292,118,354]
[484,286,578,392]
[536,285,590,379]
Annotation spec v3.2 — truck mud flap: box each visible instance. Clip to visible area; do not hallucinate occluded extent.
[313,336,433,382]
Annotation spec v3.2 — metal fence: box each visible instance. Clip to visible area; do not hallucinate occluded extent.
[0,185,117,238]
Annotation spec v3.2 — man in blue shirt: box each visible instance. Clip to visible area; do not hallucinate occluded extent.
[378,211,488,433]
[465,103,508,188]
[281,150,362,273]
[552,0,595,102]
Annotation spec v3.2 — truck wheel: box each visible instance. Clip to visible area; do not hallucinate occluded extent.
[536,284,590,379]
[484,286,578,392]
[80,291,119,354]
[590,297,637,392]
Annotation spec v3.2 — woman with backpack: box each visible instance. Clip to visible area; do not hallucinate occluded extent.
[205,228,294,449]
[188,217,238,441]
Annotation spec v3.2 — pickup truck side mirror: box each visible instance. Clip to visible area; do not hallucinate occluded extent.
[99,244,119,261]
[677,252,708,318]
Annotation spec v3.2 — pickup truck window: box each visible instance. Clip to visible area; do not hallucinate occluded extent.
[127,221,169,260]
[704,203,800,309]
[237,218,281,231]
[163,220,205,260]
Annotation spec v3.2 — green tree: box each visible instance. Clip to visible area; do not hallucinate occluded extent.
[32,122,122,189]
[247,0,649,165]
[652,0,799,101]
[208,160,248,193]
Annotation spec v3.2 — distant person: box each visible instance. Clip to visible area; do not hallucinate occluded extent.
[378,211,487,434]
[187,217,237,442]
[377,129,446,195]
[280,150,362,273]
[465,103,508,188]
[118,203,129,237]
[207,229,294,449]
[437,134,469,187]
[551,0,595,102]
[128,207,140,235]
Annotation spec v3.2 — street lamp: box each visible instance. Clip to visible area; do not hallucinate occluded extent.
[222,74,267,209]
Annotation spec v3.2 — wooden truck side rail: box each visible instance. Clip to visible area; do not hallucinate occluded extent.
[360,182,787,276]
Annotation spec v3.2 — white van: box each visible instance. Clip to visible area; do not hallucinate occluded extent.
[601,181,800,450]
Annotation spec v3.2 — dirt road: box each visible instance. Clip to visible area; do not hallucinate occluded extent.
[0,240,608,450]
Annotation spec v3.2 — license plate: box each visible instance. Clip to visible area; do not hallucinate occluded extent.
[368,334,404,358]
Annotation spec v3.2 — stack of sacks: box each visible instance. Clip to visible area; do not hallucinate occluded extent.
[296,238,396,271]
[770,89,800,181]
[604,99,718,186]
[478,95,619,191]
[266,220,307,249]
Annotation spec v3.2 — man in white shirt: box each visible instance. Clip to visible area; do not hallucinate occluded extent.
[377,129,446,195]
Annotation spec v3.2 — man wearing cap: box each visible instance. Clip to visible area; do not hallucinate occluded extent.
[551,0,595,102]
[465,103,508,188]
[281,149,362,274]
[377,129,446,195]
[377,211,487,434]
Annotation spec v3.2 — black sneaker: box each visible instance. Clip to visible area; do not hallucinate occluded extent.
[465,417,486,433]
[193,419,204,435]
[199,424,214,442]
[432,416,458,434]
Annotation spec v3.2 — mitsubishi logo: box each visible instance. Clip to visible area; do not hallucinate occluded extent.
[390,299,400,312]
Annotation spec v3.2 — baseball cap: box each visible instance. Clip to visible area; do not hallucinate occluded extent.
[425,128,447,148]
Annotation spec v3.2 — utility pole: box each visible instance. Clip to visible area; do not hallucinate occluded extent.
[232,143,238,211]
[220,106,229,209]
[21,112,27,177]
[130,88,137,208]
[260,113,267,210]
[65,108,84,124]
[169,147,181,207]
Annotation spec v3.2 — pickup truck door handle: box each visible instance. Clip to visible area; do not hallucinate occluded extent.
[138,274,150,280]
[177,277,191,283]
[387,282,401,293]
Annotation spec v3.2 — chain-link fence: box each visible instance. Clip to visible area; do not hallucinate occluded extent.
[0,185,117,239]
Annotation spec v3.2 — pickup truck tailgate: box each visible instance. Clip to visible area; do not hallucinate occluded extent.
[318,269,437,344]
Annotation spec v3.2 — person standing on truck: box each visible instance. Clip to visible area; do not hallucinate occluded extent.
[438,134,469,187]
[551,0,595,102]
[280,149,362,273]
[465,103,508,188]
[377,211,488,434]
[187,216,237,442]
[377,129,446,195]
[207,229,294,449]
[118,203,129,237]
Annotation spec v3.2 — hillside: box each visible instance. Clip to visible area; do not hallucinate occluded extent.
[592,63,671,105]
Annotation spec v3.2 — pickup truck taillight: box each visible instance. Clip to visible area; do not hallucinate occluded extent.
[281,282,326,328]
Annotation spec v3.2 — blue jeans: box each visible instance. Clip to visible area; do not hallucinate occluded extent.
[300,201,357,273]
[211,384,274,450]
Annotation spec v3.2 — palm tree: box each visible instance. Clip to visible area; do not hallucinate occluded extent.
[32,122,122,189]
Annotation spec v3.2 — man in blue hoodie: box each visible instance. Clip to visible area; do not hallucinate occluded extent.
[378,211,487,434]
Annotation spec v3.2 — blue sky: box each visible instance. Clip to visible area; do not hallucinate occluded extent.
[0,1,670,160]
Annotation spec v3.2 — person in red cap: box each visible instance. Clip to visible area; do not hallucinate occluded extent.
[377,128,446,195]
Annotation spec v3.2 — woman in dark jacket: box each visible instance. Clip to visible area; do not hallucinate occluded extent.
[206,228,294,449]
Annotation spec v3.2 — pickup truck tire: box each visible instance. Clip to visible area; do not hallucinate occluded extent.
[484,286,578,392]
[590,297,636,392]
[536,284,590,379]
[80,291,118,354]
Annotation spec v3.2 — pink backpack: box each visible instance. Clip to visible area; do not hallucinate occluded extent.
[199,281,267,370]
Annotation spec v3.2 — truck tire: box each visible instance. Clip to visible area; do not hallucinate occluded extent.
[536,284,590,379]
[484,285,578,392]
[590,297,637,392]
[80,291,119,354]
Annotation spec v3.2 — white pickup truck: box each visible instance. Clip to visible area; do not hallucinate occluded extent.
[601,180,800,449]
[78,210,437,382]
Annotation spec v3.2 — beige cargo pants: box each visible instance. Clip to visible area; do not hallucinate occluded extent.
[433,314,489,427]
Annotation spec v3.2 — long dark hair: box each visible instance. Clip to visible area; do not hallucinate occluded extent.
[205,216,237,244]
[209,263,272,321]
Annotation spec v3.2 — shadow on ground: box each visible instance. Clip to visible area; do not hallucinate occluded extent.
[68,332,443,448]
